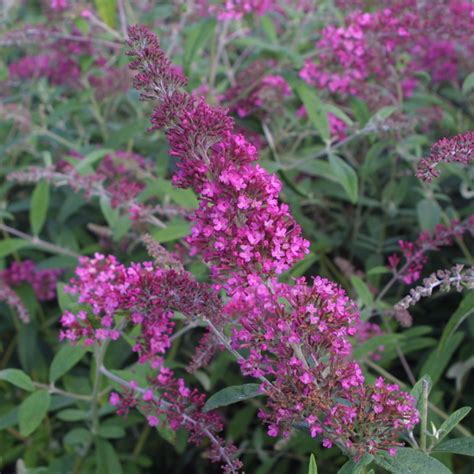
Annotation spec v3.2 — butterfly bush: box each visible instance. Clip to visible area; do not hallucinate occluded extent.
[59,24,421,472]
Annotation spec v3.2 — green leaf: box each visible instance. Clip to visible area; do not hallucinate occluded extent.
[462,72,474,95]
[151,221,190,243]
[435,407,471,444]
[0,238,32,258]
[432,438,474,456]
[324,103,353,126]
[369,105,398,123]
[350,275,373,307]
[308,453,318,474]
[419,331,463,385]
[0,369,35,392]
[353,335,399,359]
[19,390,51,436]
[261,15,278,43]
[75,148,113,174]
[203,384,263,412]
[417,199,441,232]
[439,292,474,353]
[367,266,390,276]
[96,438,123,474]
[100,195,120,228]
[64,427,92,446]
[328,154,359,204]
[98,425,126,439]
[57,409,88,422]
[375,448,450,473]
[338,454,373,473]
[183,19,216,74]
[30,181,50,235]
[168,188,199,209]
[295,82,330,142]
[49,345,87,383]
[411,375,432,413]
[94,0,117,28]
[56,282,80,313]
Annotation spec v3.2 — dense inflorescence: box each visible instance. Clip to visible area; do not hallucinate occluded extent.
[0,260,61,323]
[416,131,474,182]
[388,217,474,284]
[1,260,61,302]
[9,150,152,209]
[300,0,474,102]
[225,276,417,455]
[8,34,93,86]
[222,60,292,118]
[128,24,419,459]
[127,24,310,291]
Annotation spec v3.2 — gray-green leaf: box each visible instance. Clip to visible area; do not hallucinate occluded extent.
[375,448,450,473]
[329,154,359,204]
[439,292,474,353]
[203,384,262,412]
[30,180,50,235]
[0,239,30,258]
[295,82,330,142]
[19,390,51,436]
[432,438,474,456]
[436,407,471,444]
[49,345,87,383]
[0,368,35,392]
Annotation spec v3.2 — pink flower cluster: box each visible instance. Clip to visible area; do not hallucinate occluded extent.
[108,367,242,472]
[9,35,93,86]
[128,25,309,291]
[61,253,221,367]
[6,27,128,97]
[389,217,474,284]
[222,62,292,118]
[50,0,68,11]
[1,260,61,301]
[416,131,474,182]
[300,0,474,99]
[197,0,275,20]
[225,276,417,455]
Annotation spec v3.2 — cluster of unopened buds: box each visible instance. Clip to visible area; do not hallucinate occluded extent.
[58,25,420,473]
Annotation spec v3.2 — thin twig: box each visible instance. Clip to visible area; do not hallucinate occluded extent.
[0,223,79,258]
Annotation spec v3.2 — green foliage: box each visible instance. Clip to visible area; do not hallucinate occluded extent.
[19,390,51,436]
[203,384,263,412]
[49,345,87,383]
[0,369,35,392]
[308,453,317,474]
[375,448,451,473]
